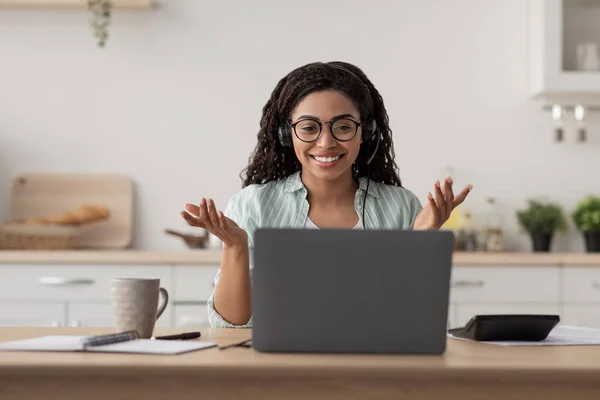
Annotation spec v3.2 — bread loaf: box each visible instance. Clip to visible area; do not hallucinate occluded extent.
[20,205,110,226]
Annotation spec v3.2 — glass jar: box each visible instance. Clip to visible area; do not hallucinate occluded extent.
[484,197,504,252]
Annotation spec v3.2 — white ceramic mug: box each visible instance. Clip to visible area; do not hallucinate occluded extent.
[110,278,169,339]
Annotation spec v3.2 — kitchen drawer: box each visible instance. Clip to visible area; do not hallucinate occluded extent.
[69,302,173,328]
[563,267,600,303]
[174,303,209,327]
[173,265,219,302]
[68,302,115,328]
[0,301,66,327]
[447,305,456,329]
[454,303,561,328]
[449,266,560,303]
[562,305,600,328]
[0,265,172,301]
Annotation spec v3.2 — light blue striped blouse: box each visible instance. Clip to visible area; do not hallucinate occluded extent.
[207,171,423,328]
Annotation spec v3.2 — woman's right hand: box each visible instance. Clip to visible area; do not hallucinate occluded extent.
[181,198,248,249]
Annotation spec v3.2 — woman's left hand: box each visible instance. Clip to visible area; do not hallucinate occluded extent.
[413,177,472,231]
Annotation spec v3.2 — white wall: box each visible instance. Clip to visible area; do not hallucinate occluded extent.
[1,0,599,251]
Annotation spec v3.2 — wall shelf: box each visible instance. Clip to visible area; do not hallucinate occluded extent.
[0,0,153,9]
[529,0,600,107]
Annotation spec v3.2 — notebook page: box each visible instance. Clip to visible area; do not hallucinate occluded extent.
[85,339,217,354]
[0,335,86,352]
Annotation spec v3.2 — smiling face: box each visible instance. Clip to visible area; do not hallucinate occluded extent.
[289,90,363,182]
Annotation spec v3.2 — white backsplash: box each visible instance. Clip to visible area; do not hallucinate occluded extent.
[1,0,599,251]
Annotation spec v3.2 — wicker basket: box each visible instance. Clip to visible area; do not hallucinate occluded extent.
[0,223,79,250]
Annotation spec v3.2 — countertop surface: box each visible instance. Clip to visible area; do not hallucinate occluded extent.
[0,249,599,265]
[0,326,599,376]
[1,327,599,399]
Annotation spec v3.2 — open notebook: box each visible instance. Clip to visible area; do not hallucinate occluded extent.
[0,334,217,355]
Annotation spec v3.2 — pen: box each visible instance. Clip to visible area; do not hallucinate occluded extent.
[151,332,201,340]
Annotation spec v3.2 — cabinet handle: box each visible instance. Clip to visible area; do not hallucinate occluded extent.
[39,277,95,286]
[452,279,484,287]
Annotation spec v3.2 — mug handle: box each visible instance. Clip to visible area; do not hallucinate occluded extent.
[156,287,169,320]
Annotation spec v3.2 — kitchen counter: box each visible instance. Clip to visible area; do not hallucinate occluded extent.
[0,249,224,265]
[0,249,599,265]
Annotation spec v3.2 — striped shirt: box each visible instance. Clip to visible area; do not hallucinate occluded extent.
[207,170,423,328]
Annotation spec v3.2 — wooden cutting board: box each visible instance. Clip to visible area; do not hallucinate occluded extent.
[9,173,133,249]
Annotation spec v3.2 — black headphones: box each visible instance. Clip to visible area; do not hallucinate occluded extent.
[277,63,380,166]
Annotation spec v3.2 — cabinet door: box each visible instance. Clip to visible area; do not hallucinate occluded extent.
[447,305,457,329]
[174,303,209,328]
[528,0,600,100]
[0,264,172,302]
[173,265,219,302]
[68,303,115,328]
[69,302,173,328]
[455,304,561,329]
[562,305,600,329]
[562,267,600,303]
[450,266,560,304]
[0,301,66,327]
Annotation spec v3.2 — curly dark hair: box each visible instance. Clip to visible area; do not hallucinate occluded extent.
[240,61,402,188]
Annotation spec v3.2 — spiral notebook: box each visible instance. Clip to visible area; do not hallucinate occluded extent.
[0,331,216,355]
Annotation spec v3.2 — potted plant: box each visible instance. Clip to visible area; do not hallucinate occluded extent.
[88,0,112,47]
[516,199,567,252]
[572,195,600,252]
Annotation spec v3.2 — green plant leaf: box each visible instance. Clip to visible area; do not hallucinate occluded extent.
[516,199,567,234]
[573,195,600,232]
[88,0,111,48]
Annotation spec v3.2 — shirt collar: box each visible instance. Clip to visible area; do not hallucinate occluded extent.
[284,171,379,198]
[284,171,305,193]
[358,175,380,198]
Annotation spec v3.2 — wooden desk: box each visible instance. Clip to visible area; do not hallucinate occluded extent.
[1,327,600,399]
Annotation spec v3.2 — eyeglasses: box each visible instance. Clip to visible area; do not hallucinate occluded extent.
[289,117,362,143]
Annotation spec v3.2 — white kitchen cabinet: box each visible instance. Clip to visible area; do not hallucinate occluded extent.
[449,266,560,303]
[171,264,217,328]
[453,304,561,329]
[447,305,456,329]
[0,301,66,327]
[0,264,174,328]
[562,267,600,303]
[173,265,219,302]
[0,264,172,302]
[448,266,561,328]
[529,0,600,106]
[174,304,210,328]
[562,305,600,328]
[68,302,115,327]
[2,253,600,330]
[561,267,600,328]
[69,302,173,328]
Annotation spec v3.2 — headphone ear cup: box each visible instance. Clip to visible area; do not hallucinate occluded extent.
[369,119,378,141]
[366,128,380,165]
[278,122,293,147]
[362,119,378,142]
[359,119,379,166]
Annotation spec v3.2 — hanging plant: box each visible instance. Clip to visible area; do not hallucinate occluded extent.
[88,0,113,47]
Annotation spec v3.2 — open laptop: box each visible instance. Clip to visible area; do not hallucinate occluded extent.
[251,228,454,354]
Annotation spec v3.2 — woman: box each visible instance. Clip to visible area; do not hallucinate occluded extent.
[181,61,472,328]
